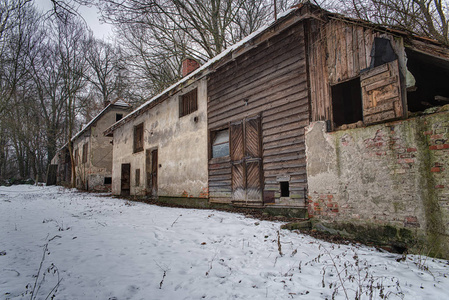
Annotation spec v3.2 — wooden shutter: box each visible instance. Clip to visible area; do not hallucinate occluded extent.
[361,60,403,124]
[245,116,262,202]
[230,121,245,201]
[245,116,261,158]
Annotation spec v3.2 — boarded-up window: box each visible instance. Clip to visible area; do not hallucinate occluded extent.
[74,149,79,166]
[133,123,144,153]
[116,113,123,122]
[135,169,140,186]
[211,129,229,158]
[361,60,403,125]
[82,143,88,163]
[179,88,198,117]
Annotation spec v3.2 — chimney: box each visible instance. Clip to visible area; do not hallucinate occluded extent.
[182,58,200,77]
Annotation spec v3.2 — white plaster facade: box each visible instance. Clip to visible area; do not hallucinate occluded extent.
[110,79,208,198]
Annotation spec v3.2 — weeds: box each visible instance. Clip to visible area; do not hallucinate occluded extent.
[24,236,62,300]
[304,244,404,300]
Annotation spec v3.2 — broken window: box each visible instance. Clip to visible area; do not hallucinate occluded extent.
[331,78,363,127]
[179,88,198,117]
[104,177,112,184]
[116,113,123,122]
[133,123,144,153]
[135,169,140,186]
[280,181,289,197]
[405,48,449,112]
[211,129,229,158]
[82,143,88,164]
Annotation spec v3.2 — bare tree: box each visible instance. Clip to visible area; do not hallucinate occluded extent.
[332,0,449,45]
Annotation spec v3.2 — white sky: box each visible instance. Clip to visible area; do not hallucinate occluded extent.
[35,0,114,40]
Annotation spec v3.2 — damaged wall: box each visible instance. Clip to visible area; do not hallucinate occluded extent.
[305,109,449,257]
[73,106,130,191]
[111,79,208,198]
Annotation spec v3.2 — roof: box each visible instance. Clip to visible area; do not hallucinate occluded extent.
[72,99,132,142]
[104,3,449,136]
[104,6,300,136]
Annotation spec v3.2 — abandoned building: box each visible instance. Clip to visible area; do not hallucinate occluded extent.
[49,99,132,191]
[104,3,449,257]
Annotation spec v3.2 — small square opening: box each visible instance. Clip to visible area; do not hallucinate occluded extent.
[104,177,112,184]
[116,114,123,122]
[331,78,363,128]
[280,181,289,197]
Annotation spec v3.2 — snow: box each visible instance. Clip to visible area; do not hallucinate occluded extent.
[1,185,449,299]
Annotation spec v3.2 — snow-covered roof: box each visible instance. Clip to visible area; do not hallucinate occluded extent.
[104,6,299,135]
[72,99,132,142]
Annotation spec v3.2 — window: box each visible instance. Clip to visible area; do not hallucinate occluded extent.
[82,143,88,164]
[331,77,363,128]
[74,149,79,166]
[104,177,112,184]
[135,169,140,186]
[133,123,144,153]
[280,182,290,197]
[211,129,229,158]
[179,88,198,117]
[116,113,123,122]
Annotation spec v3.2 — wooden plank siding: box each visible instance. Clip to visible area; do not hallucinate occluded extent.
[307,18,407,123]
[208,23,309,206]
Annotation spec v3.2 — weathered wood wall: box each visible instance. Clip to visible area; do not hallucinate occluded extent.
[207,22,309,206]
[307,18,407,123]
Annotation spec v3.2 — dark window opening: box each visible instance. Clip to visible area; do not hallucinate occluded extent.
[211,129,229,158]
[82,143,88,163]
[370,37,397,68]
[133,123,144,153]
[116,113,123,122]
[332,78,363,128]
[405,48,449,113]
[135,169,140,186]
[280,181,289,197]
[104,177,112,184]
[180,88,198,117]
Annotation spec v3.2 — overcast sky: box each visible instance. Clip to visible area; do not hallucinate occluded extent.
[35,0,114,39]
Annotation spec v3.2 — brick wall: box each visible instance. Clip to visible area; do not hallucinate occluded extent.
[305,109,449,257]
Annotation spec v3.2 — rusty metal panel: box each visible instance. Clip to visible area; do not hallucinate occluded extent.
[361,60,403,124]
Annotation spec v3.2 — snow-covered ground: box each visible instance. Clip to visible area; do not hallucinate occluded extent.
[1,185,448,300]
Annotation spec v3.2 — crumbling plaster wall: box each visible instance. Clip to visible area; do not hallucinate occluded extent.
[73,108,128,191]
[111,79,208,198]
[305,111,449,257]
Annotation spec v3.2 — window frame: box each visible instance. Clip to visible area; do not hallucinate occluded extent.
[210,128,230,159]
[116,113,123,122]
[179,88,198,118]
[133,123,144,153]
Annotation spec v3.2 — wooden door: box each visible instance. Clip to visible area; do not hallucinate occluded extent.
[146,149,151,195]
[230,115,262,205]
[121,163,131,196]
[151,149,158,197]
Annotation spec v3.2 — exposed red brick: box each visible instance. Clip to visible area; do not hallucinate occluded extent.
[407,148,417,152]
[435,185,445,189]
[444,144,449,149]
[431,134,443,139]
[327,203,334,208]
[327,194,333,200]
[429,145,438,150]
[423,130,433,135]
[431,167,441,172]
